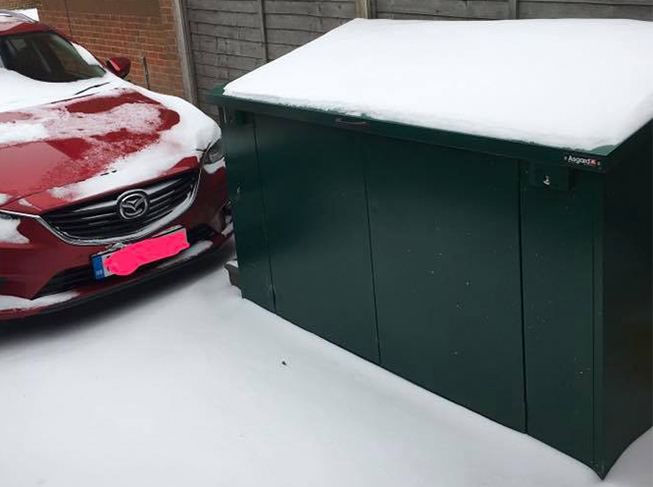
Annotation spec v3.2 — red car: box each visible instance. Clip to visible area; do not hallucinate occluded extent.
[0,11,231,320]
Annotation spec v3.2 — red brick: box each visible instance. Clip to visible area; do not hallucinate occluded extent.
[0,0,40,10]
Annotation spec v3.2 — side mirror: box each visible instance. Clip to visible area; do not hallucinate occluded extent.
[106,57,131,79]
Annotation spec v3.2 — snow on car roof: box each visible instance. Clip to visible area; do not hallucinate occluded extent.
[0,12,22,31]
[0,9,40,34]
[224,19,653,152]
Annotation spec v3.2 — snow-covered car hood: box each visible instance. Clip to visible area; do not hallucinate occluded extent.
[0,70,220,213]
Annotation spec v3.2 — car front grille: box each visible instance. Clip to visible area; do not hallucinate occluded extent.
[35,224,217,298]
[42,170,199,242]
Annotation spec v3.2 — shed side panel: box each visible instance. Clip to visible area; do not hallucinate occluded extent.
[601,129,653,475]
[222,110,275,311]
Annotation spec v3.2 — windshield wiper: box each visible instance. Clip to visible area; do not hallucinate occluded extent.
[74,81,111,96]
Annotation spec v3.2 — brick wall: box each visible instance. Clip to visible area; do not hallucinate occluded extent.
[0,0,40,9]
[38,0,185,99]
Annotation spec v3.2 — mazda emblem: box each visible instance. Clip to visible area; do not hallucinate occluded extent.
[118,190,150,220]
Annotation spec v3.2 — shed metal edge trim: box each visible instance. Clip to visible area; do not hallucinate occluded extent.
[207,85,653,174]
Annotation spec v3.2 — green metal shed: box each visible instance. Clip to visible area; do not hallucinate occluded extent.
[207,19,652,479]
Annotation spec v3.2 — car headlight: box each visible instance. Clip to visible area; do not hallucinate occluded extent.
[205,139,224,164]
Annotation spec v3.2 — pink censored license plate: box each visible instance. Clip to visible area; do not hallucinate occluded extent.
[92,228,190,279]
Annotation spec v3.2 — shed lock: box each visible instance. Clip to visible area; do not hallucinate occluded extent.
[529,163,572,191]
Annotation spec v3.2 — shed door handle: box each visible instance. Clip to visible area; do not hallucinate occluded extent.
[335,117,368,127]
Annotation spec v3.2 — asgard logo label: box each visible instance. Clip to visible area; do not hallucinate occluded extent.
[565,155,600,167]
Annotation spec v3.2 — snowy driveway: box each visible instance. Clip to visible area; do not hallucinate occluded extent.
[0,240,650,487]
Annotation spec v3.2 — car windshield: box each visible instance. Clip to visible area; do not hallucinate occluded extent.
[0,31,105,82]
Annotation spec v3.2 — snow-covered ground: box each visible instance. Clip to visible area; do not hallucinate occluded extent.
[0,241,649,487]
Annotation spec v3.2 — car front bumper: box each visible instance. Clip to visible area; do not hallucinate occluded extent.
[0,165,231,321]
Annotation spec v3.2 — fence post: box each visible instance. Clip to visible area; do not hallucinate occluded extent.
[355,0,372,18]
[257,0,269,62]
[171,0,199,105]
[509,0,519,18]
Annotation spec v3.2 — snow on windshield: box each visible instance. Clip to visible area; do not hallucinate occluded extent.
[0,68,117,114]
[225,19,653,152]
[0,32,107,109]
[73,42,102,67]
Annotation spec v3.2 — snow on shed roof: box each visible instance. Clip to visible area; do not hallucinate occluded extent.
[224,19,653,152]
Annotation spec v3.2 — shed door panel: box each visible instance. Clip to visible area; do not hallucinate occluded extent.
[256,115,379,363]
[366,136,525,430]
[520,169,596,466]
